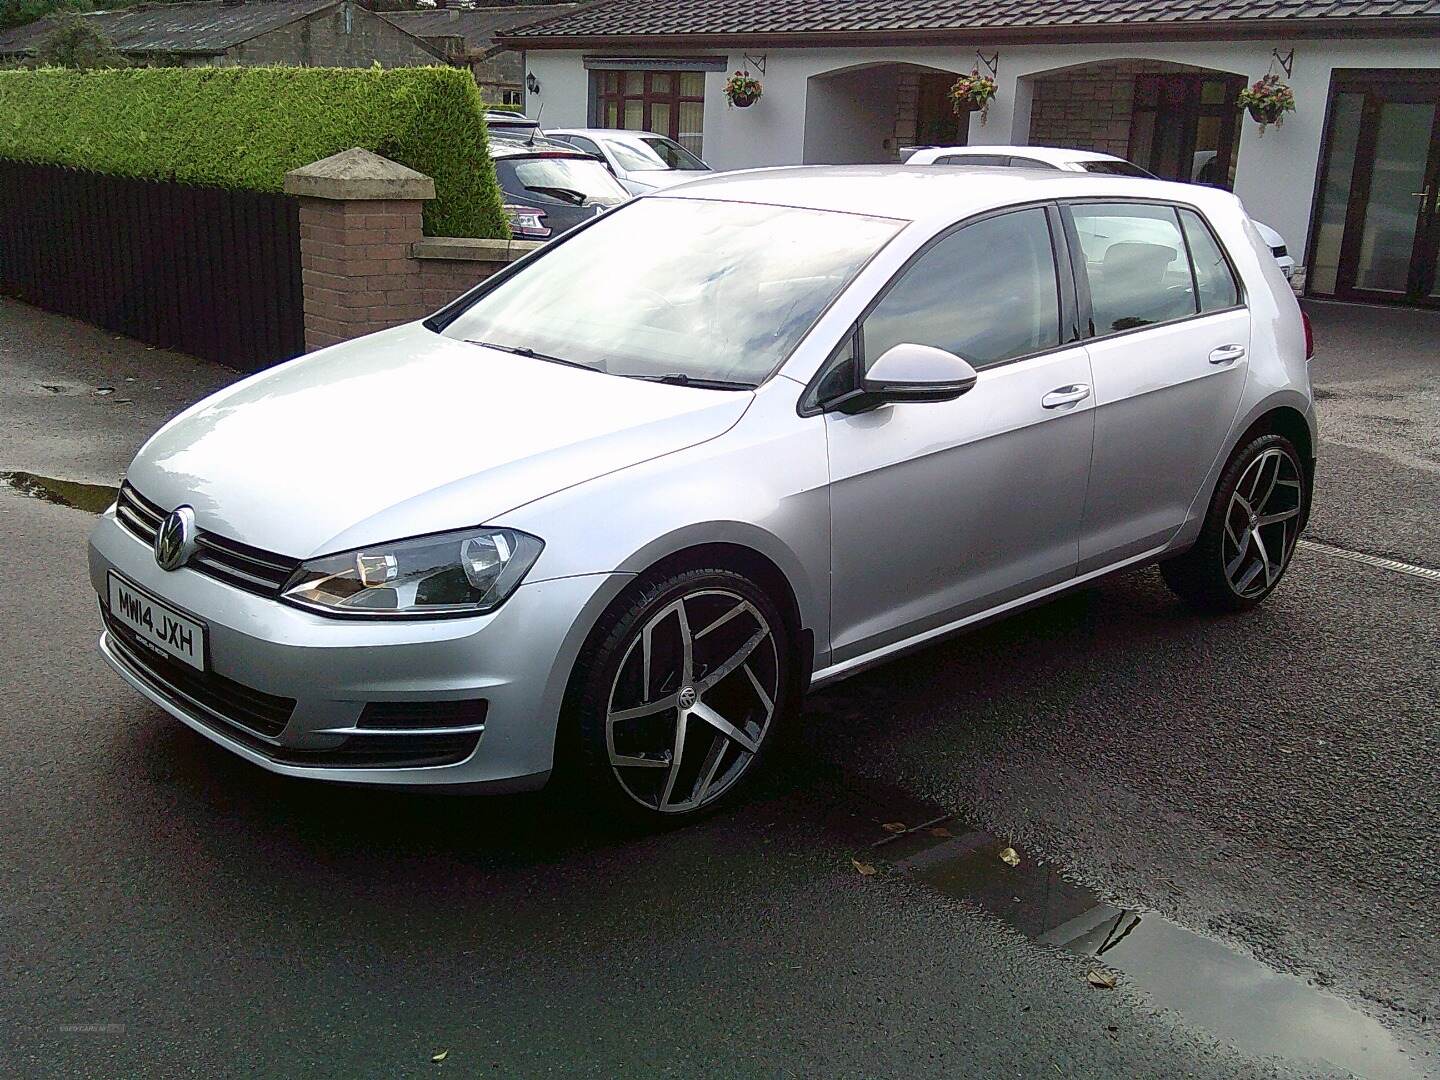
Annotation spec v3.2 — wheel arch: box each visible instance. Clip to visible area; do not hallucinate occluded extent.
[1229,399,1316,524]
[566,529,820,707]
[1175,391,1317,550]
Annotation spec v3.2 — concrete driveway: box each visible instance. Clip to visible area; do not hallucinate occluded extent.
[1,296,1436,1078]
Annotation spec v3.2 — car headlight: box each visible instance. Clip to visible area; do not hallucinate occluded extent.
[280,527,544,618]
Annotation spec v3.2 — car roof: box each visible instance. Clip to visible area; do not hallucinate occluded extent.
[657,164,1239,226]
[488,133,592,158]
[910,145,1122,165]
[548,128,671,143]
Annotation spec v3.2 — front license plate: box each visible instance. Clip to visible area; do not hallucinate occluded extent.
[107,572,206,672]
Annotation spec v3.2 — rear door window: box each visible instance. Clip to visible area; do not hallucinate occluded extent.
[1178,208,1241,311]
[1068,202,1197,334]
[564,135,605,159]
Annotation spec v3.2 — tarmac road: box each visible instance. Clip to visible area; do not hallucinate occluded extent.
[1,297,1435,1078]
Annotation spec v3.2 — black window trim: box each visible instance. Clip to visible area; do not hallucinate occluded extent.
[1058,196,1247,347]
[800,199,1079,416]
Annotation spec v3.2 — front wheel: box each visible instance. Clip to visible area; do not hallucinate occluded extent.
[565,567,792,822]
[1162,433,1307,612]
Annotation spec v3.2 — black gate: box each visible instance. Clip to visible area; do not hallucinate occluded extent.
[0,160,305,371]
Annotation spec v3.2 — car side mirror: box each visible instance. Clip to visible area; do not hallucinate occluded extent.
[836,343,977,412]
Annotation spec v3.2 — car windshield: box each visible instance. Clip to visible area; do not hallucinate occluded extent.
[442,197,901,386]
[607,137,705,173]
[495,156,629,206]
[1079,159,1155,178]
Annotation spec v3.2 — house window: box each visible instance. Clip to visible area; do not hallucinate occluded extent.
[596,70,706,157]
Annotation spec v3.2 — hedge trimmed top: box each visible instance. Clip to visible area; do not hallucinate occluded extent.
[0,65,509,239]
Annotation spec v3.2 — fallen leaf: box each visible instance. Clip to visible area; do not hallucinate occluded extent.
[431,1049,449,1063]
[851,858,877,877]
[1086,969,1117,990]
[999,846,1021,867]
[929,826,954,838]
[881,822,907,834]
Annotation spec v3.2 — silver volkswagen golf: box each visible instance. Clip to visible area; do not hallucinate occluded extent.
[90,166,1316,820]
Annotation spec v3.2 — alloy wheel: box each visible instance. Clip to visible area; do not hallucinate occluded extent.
[605,588,779,814]
[1223,447,1303,598]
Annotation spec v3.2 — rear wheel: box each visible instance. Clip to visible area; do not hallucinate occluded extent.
[566,567,791,822]
[1162,433,1307,612]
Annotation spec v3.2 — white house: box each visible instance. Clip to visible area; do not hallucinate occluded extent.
[501,0,1440,308]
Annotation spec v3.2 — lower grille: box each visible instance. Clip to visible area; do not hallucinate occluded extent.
[358,699,488,731]
[102,606,295,738]
[104,613,480,769]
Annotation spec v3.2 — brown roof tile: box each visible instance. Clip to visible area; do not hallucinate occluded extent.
[499,0,1440,41]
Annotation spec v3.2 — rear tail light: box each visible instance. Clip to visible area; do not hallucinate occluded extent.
[1302,310,1314,360]
[503,205,551,239]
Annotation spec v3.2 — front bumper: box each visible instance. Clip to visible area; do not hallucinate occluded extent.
[89,509,628,789]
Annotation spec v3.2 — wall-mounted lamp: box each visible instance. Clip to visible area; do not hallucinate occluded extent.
[526,73,541,95]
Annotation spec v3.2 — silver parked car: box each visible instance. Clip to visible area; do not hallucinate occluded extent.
[90,167,1316,821]
[903,145,1298,280]
[545,128,711,194]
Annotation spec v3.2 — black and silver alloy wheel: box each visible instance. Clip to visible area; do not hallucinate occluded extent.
[1162,432,1308,613]
[568,567,790,820]
[1221,447,1303,599]
[606,589,779,813]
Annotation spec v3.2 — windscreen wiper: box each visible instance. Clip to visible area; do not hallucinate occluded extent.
[524,185,587,205]
[466,340,599,373]
[634,373,755,391]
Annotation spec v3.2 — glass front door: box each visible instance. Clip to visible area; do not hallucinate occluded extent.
[1127,73,1245,189]
[1308,72,1440,306]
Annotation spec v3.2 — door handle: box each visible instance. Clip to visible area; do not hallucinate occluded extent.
[1209,344,1247,365]
[1041,384,1091,409]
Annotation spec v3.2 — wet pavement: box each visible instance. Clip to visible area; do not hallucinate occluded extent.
[1,298,1437,1078]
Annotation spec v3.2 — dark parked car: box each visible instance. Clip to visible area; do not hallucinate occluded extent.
[489,133,631,240]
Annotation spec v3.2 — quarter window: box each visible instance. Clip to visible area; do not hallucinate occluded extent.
[861,208,1061,370]
[1178,209,1241,311]
[1069,203,1197,334]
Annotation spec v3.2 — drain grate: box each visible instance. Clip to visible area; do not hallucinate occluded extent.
[1298,539,1440,584]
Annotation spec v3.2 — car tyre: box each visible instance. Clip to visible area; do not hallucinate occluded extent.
[563,566,794,824]
[1161,432,1308,613]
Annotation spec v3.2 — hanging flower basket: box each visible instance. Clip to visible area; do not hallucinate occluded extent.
[1237,74,1295,137]
[724,70,762,108]
[949,69,998,125]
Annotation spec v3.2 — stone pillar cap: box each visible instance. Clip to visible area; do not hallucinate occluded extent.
[284,147,435,201]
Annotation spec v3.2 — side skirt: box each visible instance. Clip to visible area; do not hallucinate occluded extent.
[808,543,1171,690]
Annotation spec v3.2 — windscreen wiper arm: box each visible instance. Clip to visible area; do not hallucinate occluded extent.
[466,340,599,373]
[634,373,755,391]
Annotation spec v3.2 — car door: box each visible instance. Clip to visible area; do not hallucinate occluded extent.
[1064,200,1250,572]
[821,205,1096,666]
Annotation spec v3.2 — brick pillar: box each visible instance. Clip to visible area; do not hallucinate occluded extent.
[283,148,435,352]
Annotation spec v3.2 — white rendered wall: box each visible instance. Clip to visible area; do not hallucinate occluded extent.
[522,38,1440,261]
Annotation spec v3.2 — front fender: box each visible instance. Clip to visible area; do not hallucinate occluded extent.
[495,379,833,667]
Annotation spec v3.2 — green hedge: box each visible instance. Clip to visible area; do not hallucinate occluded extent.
[0,65,509,238]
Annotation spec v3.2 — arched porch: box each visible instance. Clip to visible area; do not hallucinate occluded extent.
[802,62,965,164]
[1020,59,1248,187]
